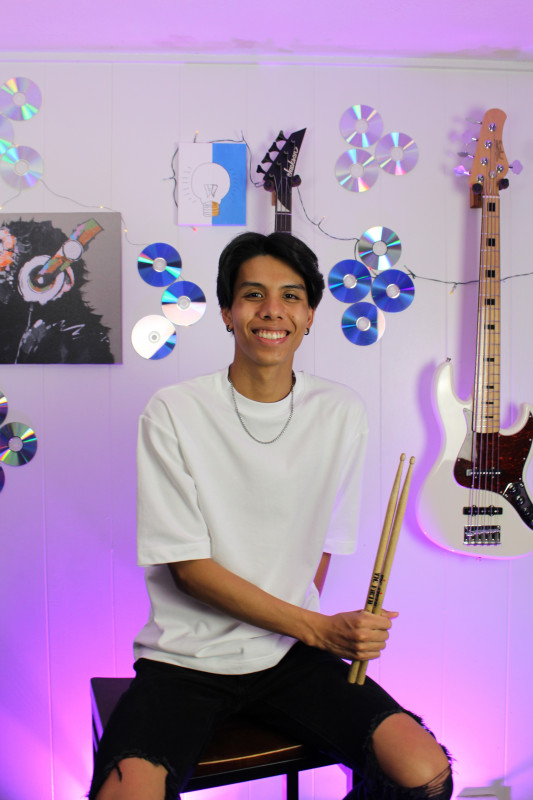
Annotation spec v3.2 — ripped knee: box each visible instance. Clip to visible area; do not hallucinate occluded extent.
[358,709,453,800]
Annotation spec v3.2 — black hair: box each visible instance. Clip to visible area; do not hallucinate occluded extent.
[216,231,325,310]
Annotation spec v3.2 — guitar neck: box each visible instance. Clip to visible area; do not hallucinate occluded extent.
[274,185,292,233]
[473,193,501,432]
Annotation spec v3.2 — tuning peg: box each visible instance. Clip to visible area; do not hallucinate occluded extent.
[466,117,482,125]
[261,154,273,164]
[457,151,474,159]
[509,159,523,175]
[454,165,471,177]
[290,175,302,188]
[276,131,287,142]
[498,178,510,190]
[269,143,280,154]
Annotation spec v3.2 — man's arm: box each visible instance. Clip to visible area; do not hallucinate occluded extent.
[170,557,396,663]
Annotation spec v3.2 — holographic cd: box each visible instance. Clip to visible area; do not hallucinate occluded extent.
[0,117,14,156]
[358,226,401,271]
[0,465,4,493]
[162,280,206,326]
[371,269,415,313]
[0,77,42,121]
[342,302,385,347]
[335,149,378,193]
[0,145,43,189]
[0,421,38,466]
[339,104,383,148]
[138,242,182,287]
[131,315,177,360]
[376,132,419,176]
[0,389,7,424]
[328,259,372,303]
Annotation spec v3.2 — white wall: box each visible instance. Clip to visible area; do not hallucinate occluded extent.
[1,55,533,800]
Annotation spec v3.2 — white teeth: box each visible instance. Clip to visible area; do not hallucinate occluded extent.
[257,330,286,340]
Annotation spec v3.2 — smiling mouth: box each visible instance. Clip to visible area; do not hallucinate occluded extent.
[254,329,288,340]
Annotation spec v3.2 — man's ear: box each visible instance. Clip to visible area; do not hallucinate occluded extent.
[221,307,232,329]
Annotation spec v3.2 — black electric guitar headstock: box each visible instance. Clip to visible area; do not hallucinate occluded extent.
[257,128,306,233]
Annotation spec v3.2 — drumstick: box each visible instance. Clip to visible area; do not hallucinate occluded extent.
[348,455,415,685]
[347,454,405,685]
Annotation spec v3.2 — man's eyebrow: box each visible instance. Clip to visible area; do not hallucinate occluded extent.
[237,281,306,291]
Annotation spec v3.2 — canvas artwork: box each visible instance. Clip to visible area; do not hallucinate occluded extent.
[0,212,122,364]
[177,142,246,226]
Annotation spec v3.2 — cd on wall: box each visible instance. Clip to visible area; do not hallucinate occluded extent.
[335,149,378,193]
[0,77,42,121]
[357,226,401,271]
[0,145,43,189]
[138,242,182,287]
[0,117,14,155]
[328,259,371,303]
[375,132,419,175]
[339,104,383,148]
[0,421,38,466]
[162,280,206,326]
[371,269,415,313]
[0,389,7,424]
[131,315,177,360]
[342,302,385,346]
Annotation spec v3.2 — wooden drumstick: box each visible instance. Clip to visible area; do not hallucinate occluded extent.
[348,455,415,685]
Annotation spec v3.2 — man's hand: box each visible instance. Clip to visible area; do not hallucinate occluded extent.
[304,608,398,662]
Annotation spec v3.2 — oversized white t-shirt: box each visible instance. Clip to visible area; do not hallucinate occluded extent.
[133,369,368,674]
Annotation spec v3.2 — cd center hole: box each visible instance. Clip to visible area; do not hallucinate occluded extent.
[349,164,364,179]
[356,317,371,332]
[343,275,357,289]
[390,146,404,161]
[373,241,388,256]
[354,120,368,134]
[8,436,23,452]
[177,296,191,310]
[13,92,26,107]
[14,159,30,176]
[386,284,400,299]
[153,257,167,273]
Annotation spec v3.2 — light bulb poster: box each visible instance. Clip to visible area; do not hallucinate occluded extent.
[177,142,246,226]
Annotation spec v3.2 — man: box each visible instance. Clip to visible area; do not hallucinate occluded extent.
[89,232,452,800]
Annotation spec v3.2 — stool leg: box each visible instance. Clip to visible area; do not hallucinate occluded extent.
[285,770,299,800]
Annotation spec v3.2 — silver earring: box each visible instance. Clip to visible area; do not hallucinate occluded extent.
[226,325,233,332]
[305,328,310,335]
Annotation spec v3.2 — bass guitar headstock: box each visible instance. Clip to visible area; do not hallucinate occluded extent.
[468,108,509,208]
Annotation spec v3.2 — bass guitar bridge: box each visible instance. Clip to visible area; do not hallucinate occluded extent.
[463,526,501,545]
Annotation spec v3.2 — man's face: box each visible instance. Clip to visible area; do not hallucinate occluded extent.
[222,255,314,373]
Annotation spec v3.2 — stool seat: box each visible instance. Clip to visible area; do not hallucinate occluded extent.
[91,677,352,798]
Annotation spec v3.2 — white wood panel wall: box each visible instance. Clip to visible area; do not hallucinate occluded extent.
[1,55,532,800]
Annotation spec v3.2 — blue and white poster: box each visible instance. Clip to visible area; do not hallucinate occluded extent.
[178,142,246,226]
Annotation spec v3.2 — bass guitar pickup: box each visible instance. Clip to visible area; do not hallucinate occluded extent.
[463,505,502,516]
[463,526,501,545]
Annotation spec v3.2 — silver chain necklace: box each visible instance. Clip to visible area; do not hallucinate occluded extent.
[227,373,295,445]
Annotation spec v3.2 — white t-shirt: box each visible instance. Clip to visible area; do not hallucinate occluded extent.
[133,369,368,674]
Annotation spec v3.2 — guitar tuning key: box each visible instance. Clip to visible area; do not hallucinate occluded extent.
[256,165,267,174]
[454,164,471,177]
[457,151,474,159]
[466,116,482,125]
[289,175,302,188]
[275,131,287,142]
[261,154,273,164]
[269,143,280,153]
